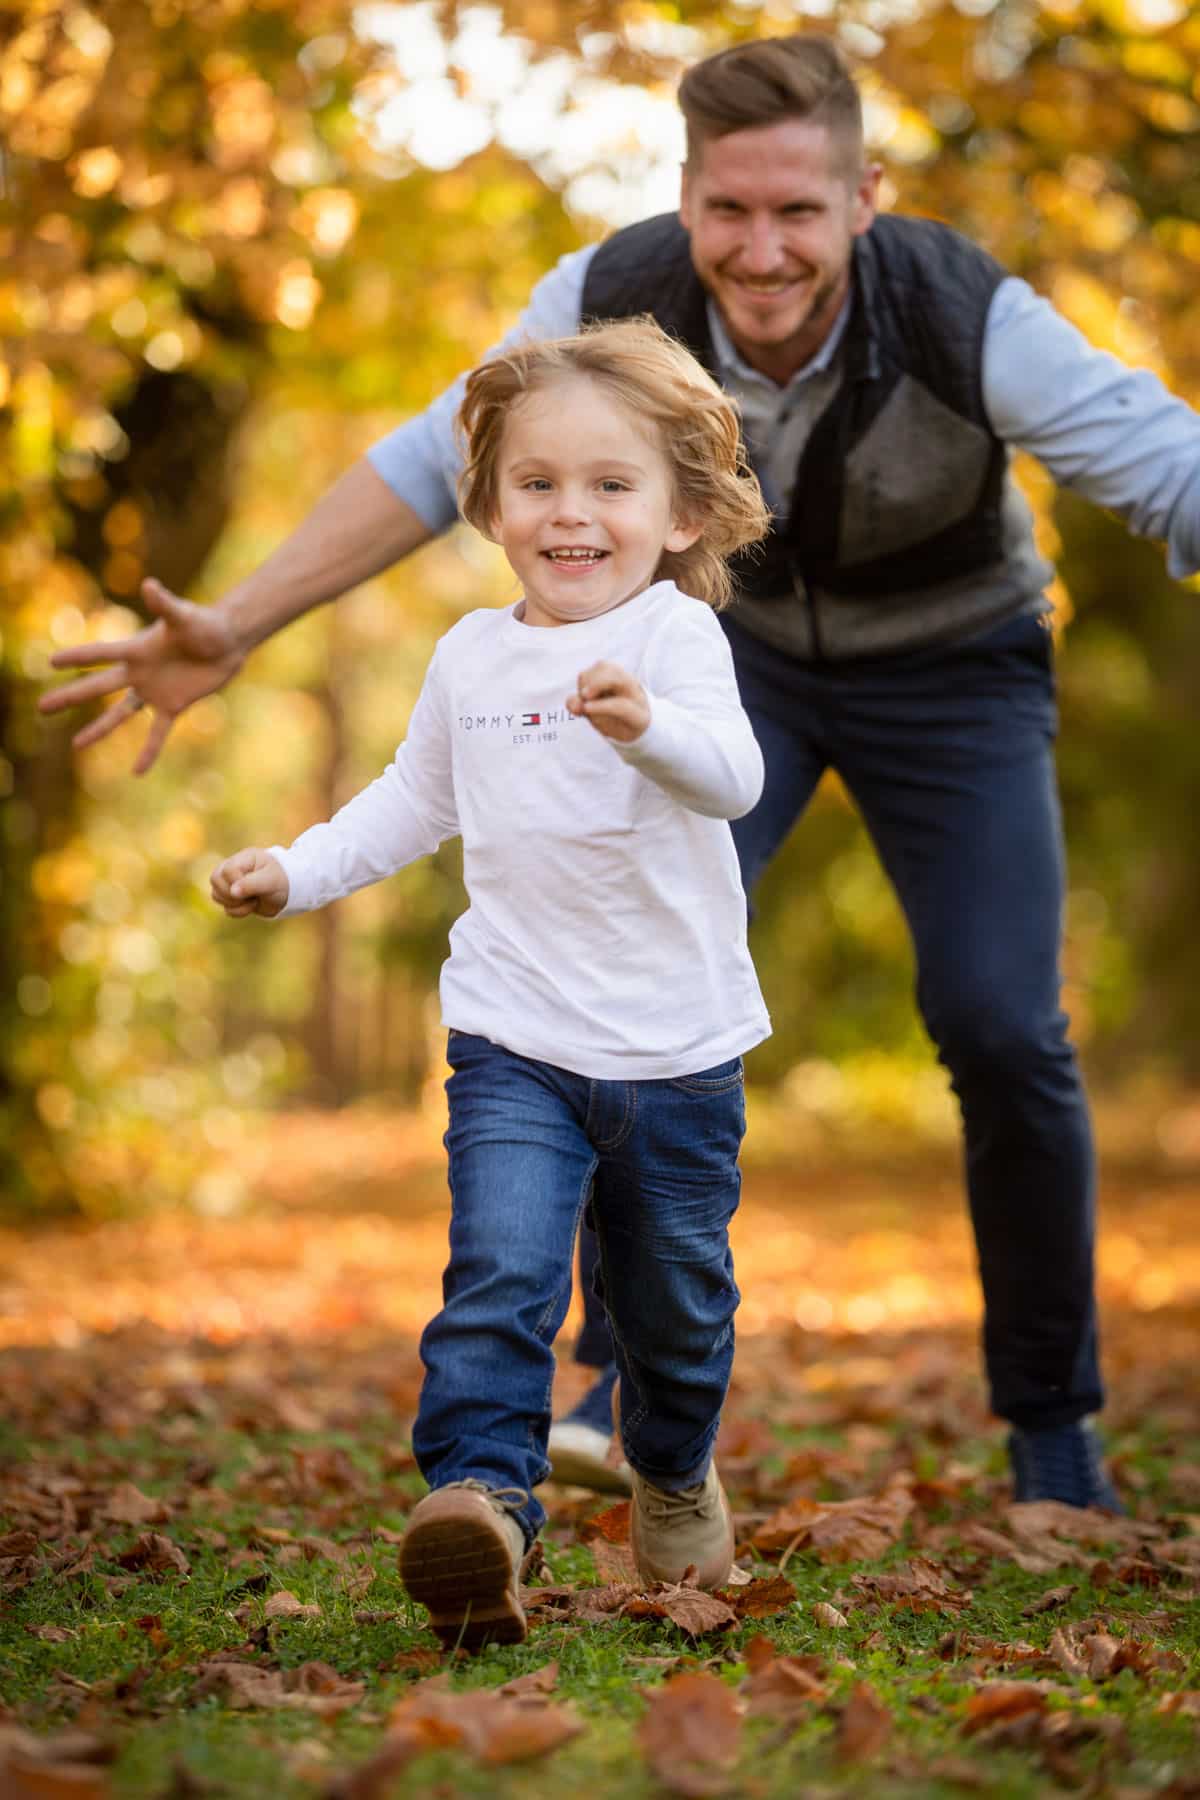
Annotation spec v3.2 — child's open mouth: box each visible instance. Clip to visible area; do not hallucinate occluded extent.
[543,549,609,568]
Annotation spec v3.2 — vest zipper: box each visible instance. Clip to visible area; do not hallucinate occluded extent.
[791,557,825,662]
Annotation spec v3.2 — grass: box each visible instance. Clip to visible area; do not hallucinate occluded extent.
[3,1401,1200,1798]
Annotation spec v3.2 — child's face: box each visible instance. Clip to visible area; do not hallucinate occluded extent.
[490,375,700,628]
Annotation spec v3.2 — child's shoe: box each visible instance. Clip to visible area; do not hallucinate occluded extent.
[1008,1420,1124,1512]
[631,1462,734,1590]
[399,1480,528,1651]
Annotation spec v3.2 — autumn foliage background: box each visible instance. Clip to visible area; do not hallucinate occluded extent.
[5,6,1200,1795]
[5,0,1200,1234]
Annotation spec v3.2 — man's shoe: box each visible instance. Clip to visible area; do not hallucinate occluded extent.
[547,1420,633,1494]
[631,1462,734,1590]
[1008,1420,1124,1512]
[399,1480,528,1651]
[548,1363,632,1494]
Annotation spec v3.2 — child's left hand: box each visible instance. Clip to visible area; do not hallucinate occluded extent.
[568,661,650,743]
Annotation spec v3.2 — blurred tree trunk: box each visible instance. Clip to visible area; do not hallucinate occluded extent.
[305,616,351,1105]
[4,368,251,1209]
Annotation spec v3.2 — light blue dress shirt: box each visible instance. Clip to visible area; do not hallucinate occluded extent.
[368,236,1200,583]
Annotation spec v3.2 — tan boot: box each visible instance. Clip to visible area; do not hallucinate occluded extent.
[630,1463,734,1590]
[399,1481,528,1651]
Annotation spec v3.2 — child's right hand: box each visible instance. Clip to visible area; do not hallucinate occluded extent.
[210,847,288,919]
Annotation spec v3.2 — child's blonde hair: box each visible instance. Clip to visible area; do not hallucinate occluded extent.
[457,317,770,610]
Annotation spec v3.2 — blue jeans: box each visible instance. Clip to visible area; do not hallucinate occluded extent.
[413,1030,745,1545]
[724,610,1101,1430]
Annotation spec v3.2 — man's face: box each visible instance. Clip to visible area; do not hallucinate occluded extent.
[680,118,879,384]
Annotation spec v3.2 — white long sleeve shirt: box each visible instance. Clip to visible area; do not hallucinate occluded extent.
[271,581,771,1080]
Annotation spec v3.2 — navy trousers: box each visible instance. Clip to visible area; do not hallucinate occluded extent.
[576,609,1102,1431]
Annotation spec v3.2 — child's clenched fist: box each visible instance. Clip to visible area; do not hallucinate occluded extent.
[210,847,288,918]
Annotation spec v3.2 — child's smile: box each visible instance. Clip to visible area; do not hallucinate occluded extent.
[491,374,700,628]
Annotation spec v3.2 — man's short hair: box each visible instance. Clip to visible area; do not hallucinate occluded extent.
[679,34,863,173]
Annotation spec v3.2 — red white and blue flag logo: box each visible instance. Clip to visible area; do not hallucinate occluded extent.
[521,712,541,727]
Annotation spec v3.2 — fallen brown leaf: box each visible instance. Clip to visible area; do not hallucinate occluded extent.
[590,1539,638,1584]
[851,1557,971,1614]
[0,1727,116,1800]
[623,1583,738,1639]
[1021,1584,1077,1616]
[754,1484,913,1564]
[579,1502,631,1544]
[744,1651,827,1718]
[1156,1692,1200,1718]
[715,1574,796,1620]
[114,1533,189,1578]
[638,1672,742,1798]
[836,1682,893,1761]
[384,1685,582,1766]
[498,1662,558,1698]
[100,1484,170,1527]
[191,1659,364,1716]
[962,1683,1049,1732]
[263,1590,322,1621]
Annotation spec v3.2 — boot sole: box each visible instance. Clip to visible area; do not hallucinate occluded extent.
[400,1512,527,1652]
[548,1446,632,1495]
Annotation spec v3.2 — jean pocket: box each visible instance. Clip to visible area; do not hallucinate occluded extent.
[668,1057,744,1096]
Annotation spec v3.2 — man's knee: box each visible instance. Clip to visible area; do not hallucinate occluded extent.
[925,988,1074,1088]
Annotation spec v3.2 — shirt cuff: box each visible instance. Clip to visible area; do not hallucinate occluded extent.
[267,845,306,918]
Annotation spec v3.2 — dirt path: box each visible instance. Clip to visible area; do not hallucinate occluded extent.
[2,1108,1198,1450]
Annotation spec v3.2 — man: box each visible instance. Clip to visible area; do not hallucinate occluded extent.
[42,35,1200,1508]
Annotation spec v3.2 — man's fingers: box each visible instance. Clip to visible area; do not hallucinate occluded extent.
[47,633,146,672]
[133,712,172,777]
[40,666,129,714]
[70,698,139,752]
[141,577,187,618]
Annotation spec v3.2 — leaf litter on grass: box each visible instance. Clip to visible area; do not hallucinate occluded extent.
[2,1144,1200,1795]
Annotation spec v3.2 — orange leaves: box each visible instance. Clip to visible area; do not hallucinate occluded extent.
[0,1727,114,1799]
[836,1682,894,1762]
[639,1673,742,1799]
[113,1532,189,1578]
[99,1482,169,1527]
[261,1589,322,1622]
[334,1678,584,1789]
[753,1481,914,1564]
[623,1584,739,1640]
[850,1557,973,1616]
[744,1647,827,1718]
[579,1500,631,1543]
[716,1574,797,1621]
[191,1658,364,1717]
[962,1682,1049,1734]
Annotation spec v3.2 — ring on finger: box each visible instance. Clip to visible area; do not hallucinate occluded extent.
[126,691,146,712]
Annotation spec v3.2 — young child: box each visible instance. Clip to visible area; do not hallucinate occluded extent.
[210,319,772,1650]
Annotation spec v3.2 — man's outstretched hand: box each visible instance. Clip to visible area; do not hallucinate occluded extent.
[38,578,245,776]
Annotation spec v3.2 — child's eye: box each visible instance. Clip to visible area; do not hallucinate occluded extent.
[523,478,552,491]
[599,479,629,493]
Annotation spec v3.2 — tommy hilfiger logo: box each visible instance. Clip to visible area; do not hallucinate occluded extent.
[456,708,577,731]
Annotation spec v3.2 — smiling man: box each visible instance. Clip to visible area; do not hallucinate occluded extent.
[43,35,1200,1512]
